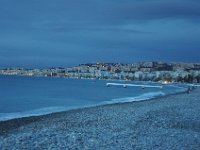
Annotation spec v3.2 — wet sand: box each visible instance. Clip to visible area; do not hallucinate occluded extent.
[0,88,200,149]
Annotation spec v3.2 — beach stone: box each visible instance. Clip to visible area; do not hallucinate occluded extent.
[1,88,200,149]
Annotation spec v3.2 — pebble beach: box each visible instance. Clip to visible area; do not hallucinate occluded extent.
[0,88,200,150]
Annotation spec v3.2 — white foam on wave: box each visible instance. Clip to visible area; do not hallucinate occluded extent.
[0,106,69,121]
[104,91,166,104]
[0,86,186,121]
[0,91,164,121]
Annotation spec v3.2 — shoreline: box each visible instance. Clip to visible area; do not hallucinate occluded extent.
[0,75,189,123]
[0,87,187,123]
[1,88,199,149]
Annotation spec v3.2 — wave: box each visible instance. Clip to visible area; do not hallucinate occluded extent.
[0,89,185,121]
[103,91,166,104]
[0,107,69,121]
[0,92,164,121]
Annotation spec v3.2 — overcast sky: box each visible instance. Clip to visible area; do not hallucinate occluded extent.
[0,0,200,68]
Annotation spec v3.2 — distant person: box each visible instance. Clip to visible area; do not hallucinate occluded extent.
[187,87,191,94]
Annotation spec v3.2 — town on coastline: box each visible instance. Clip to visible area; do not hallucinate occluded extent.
[0,62,200,83]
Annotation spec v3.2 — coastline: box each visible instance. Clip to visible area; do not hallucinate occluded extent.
[1,88,200,149]
[0,89,186,132]
[0,75,188,122]
[0,84,186,122]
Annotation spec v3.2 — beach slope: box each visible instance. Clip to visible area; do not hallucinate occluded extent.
[1,88,200,149]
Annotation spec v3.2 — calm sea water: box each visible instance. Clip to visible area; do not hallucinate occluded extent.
[0,75,186,121]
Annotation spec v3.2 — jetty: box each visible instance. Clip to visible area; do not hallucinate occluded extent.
[106,83,163,89]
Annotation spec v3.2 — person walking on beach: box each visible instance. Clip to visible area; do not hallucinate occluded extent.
[187,86,191,94]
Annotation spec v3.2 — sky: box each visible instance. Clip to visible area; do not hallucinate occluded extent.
[0,0,200,68]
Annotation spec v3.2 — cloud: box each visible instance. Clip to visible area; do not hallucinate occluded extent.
[0,0,200,67]
[108,0,200,21]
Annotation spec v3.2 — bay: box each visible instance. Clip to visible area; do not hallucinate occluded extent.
[0,75,185,121]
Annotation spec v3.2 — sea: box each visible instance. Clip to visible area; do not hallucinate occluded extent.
[0,75,187,121]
